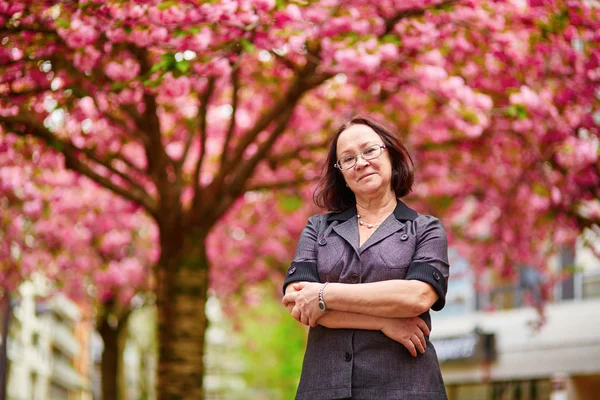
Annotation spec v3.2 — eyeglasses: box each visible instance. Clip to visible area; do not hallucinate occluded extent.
[334,144,387,171]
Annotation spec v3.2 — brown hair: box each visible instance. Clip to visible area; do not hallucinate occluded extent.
[313,115,414,211]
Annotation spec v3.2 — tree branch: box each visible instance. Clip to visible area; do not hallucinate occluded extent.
[129,47,173,208]
[246,177,317,191]
[192,77,216,196]
[1,115,158,216]
[190,40,332,222]
[267,140,329,164]
[383,0,462,34]
[269,51,298,72]
[226,106,296,197]
[220,62,240,168]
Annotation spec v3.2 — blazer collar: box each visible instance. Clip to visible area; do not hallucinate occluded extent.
[327,199,418,222]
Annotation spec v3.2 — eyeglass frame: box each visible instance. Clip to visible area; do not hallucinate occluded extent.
[334,144,387,171]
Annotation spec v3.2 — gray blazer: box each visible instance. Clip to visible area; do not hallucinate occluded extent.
[283,200,449,400]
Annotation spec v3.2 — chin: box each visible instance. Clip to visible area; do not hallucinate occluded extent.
[356,184,384,195]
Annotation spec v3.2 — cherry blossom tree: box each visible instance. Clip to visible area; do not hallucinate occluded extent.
[0,133,157,399]
[1,1,599,398]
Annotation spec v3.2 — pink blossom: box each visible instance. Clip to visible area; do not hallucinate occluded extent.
[512,118,534,133]
[120,258,146,287]
[22,199,43,218]
[161,74,191,98]
[61,24,99,49]
[149,5,186,25]
[556,136,599,170]
[74,46,101,72]
[150,27,169,43]
[189,27,213,52]
[105,59,141,82]
[379,44,399,61]
[254,0,275,11]
[100,230,131,255]
[510,85,541,108]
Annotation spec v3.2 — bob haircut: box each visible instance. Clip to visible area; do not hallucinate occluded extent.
[313,115,414,212]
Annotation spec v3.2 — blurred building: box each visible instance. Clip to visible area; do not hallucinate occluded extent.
[2,280,93,400]
[203,295,247,399]
[431,236,600,400]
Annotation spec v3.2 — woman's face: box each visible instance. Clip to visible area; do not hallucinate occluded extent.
[336,124,393,199]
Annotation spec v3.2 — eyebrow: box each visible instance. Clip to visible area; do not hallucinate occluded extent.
[338,141,378,156]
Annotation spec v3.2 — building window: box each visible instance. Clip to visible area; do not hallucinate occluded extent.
[31,372,38,400]
[447,379,551,400]
[437,249,475,318]
[476,246,579,311]
[583,271,600,298]
[50,382,70,400]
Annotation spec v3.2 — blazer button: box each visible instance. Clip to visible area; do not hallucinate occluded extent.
[433,271,441,281]
[344,352,352,362]
[318,238,327,246]
[400,234,409,241]
[350,274,359,284]
[288,266,296,275]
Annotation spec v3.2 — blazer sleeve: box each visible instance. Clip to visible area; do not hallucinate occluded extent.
[282,215,322,294]
[405,216,450,311]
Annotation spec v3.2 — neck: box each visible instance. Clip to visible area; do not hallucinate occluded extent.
[355,191,397,221]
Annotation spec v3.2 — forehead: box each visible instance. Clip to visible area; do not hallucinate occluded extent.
[336,124,381,154]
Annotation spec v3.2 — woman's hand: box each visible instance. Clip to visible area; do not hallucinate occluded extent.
[381,317,430,357]
[282,282,324,327]
[283,283,300,314]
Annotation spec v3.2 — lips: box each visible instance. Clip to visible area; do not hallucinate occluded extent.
[358,173,376,181]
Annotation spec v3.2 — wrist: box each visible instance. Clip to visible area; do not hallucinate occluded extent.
[318,282,329,312]
[378,317,388,332]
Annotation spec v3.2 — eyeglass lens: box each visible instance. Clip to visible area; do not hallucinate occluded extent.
[337,145,383,170]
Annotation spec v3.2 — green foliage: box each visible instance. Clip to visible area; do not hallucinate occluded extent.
[275,0,286,10]
[236,288,306,399]
[460,109,480,124]
[47,138,64,152]
[157,1,178,11]
[277,194,304,213]
[240,38,257,54]
[505,104,529,120]
[532,183,549,197]
[381,34,402,46]
[55,19,70,29]
[538,10,569,36]
[173,26,202,38]
[149,53,190,77]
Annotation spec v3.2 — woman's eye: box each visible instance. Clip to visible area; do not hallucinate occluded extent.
[342,157,355,164]
[364,148,377,155]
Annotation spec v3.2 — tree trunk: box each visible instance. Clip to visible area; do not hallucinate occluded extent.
[156,232,210,400]
[0,295,11,400]
[99,314,127,400]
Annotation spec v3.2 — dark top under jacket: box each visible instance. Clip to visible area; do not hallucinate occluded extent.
[283,200,450,400]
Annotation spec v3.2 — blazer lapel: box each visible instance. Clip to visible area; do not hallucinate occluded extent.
[332,218,360,256]
[359,216,405,253]
[326,200,417,255]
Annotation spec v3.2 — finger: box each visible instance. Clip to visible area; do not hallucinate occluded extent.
[300,311,310,326]
[282,293,296,306]
[416,318,430,336]
[413,334,425,355]
[291,306,301,321]
[415,329,426,352]
[403,340,417,357]
[293,282,308,290]
[286,303,294,313]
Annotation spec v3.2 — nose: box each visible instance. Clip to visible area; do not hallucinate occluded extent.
[354,154,370,169]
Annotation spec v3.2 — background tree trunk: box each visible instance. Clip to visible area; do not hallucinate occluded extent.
[156,231,210,400]
[0,295,12,400]
[99,313,128,400]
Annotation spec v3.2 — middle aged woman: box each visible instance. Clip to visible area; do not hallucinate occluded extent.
[282,115,450,399]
